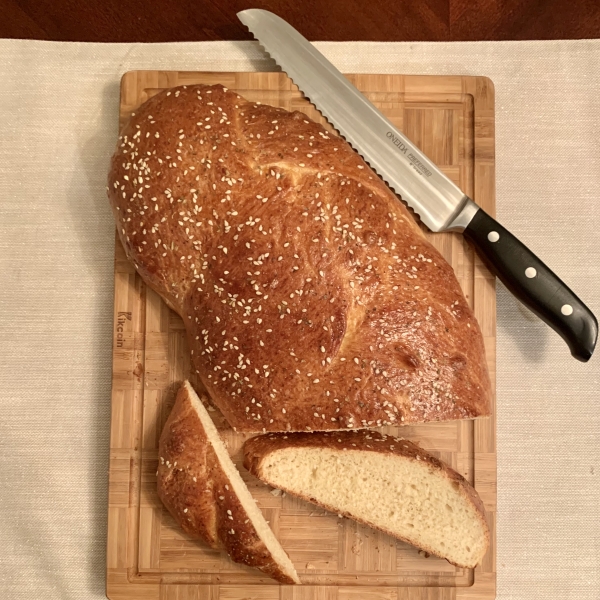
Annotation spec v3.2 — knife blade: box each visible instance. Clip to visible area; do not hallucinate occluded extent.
[237,8,598,362]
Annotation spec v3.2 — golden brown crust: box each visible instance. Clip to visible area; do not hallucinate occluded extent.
[157,382,298,584]
[243,430,490,568]
[108,84,492,432]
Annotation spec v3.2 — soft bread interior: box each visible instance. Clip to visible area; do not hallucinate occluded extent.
[184,382,300,583]
[258,446,488,568]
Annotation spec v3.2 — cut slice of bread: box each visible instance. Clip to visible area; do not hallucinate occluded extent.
[157,381,299,584]
[243,430,489,569]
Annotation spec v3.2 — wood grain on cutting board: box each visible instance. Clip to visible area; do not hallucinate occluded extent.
[107,70,496,600]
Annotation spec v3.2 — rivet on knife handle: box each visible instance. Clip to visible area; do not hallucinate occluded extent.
[461,201,598,361]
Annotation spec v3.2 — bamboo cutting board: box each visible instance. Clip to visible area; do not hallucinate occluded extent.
[107,70,496,600]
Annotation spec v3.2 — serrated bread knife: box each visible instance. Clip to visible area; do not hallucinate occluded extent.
[238,9,597,362]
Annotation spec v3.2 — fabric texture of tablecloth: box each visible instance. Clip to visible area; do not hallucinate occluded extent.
[0,39,598,600]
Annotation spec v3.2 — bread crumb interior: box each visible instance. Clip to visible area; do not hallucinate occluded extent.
[261,446,487,567]
[186,382,300,583]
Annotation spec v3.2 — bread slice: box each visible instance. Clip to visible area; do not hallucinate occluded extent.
[157,381,299,584]
[243,430,489,569]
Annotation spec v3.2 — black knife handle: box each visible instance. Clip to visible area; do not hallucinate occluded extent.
[463,207,598,362]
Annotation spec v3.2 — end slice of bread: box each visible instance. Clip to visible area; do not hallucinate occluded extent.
[243,430,489,569]
[157,381,300,584]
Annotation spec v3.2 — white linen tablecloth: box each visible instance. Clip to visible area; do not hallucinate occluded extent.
[0,39,598,600]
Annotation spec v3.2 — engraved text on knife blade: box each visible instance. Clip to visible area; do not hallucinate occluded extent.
[386,131,433,179]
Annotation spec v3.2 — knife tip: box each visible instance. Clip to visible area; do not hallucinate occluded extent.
[237,8,279,25]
